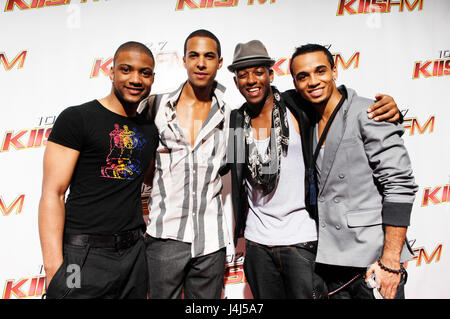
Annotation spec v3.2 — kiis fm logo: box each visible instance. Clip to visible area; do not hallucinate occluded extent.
[273,51,360,76]
[1,116,55,152]
[403,243,442,269]
[422,185,449,206]
[3,276,46,299]
[0,51,27,71]
[176,0,275,10]
[413,50,450,79]
[403,116,434,136]
[91,42,171,78]
[91,57,113,78]
[224,262,246,285]
[0,194,25,216]
[337,0,423,15]
[141,184,151,216]
[225,252,246,285]
[4,0,100,12]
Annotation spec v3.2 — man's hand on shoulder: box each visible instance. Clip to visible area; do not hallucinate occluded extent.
[367,94,400,123]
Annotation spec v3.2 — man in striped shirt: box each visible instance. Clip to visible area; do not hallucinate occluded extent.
[139,30,231,299]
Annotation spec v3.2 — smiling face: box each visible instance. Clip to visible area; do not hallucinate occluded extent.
[291,50,338,106]
[234,65,273,106]
[183,36,223,89]
[110,49,154,107]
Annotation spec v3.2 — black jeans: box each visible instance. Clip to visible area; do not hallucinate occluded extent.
[45,237,148,299]
[145,236,226,299]
[243,240,326,299]
[316,264,407,299]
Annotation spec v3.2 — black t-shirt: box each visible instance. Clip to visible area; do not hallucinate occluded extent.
[48,100,158,235]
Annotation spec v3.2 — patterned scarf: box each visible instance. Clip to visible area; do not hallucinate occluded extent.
[243,86,289,195]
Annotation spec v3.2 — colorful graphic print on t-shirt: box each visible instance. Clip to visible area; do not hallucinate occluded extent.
[101,124,147,180]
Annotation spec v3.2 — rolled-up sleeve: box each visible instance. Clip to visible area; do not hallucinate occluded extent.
[359,113,418,227]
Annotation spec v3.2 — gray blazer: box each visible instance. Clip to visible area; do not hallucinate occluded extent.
[315,86,418,268]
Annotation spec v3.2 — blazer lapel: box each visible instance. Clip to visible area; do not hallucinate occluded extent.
[318,100,348,194]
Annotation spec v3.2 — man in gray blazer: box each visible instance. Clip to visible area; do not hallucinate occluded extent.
[290,44,418,299]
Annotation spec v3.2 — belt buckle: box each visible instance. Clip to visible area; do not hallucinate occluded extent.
[114,229,140,250]
[114,233,124,250]
[115,232,134,250]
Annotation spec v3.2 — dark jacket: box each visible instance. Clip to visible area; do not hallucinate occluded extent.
[227,89,317,246]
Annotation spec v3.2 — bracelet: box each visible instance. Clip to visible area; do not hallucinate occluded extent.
[377,258,405,275]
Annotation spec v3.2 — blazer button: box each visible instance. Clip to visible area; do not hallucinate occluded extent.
[333,197,340,203]
[321,222,326,228]
[338,173,345,179]
[335,224,341,230]
[319,196,325,202]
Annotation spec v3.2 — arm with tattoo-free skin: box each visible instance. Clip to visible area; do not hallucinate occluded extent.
[365,226,407,299]
[359,107,417,299]
[38,141,79,288]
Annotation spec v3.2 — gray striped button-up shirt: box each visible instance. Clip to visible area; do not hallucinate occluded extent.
[144,82,231,257]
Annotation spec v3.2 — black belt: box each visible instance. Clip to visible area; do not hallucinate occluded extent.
[64,228,143,250]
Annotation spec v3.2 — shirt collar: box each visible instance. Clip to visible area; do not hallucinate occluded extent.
[166,80,226,114]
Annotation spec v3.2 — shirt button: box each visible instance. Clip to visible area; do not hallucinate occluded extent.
[321,222,326,228]
[335,224,341,230]
[339,173,345,179]
[333,197,340,203]
[192,192,196,195]
[193,170,196,174]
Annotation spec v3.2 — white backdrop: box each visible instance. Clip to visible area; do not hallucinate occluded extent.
[1,0,449,299]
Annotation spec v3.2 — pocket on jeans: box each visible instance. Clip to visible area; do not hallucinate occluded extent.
[394,272,407,299]
[45,259,68,299]
[46,244,90,299]
[246,240,259,248]
[292,246,315,264]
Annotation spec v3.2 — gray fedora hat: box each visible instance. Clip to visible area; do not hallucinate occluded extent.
[227,40,275,72]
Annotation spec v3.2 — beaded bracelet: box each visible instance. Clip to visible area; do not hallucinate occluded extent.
[377,258,405,275]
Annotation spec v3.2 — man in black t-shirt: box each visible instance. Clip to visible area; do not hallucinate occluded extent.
[38,41,158,299]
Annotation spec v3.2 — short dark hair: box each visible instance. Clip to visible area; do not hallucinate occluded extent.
[113,41,154,65]
[184,29,221,57]
[289,44,335,77]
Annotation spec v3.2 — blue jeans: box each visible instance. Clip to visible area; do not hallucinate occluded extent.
[243,240,326,299]
[145,235,226,299]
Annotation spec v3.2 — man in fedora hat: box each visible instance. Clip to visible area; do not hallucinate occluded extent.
[227,40,401,298]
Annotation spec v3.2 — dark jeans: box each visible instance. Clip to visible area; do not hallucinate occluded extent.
[145,235,226,299]
[45,237,148,299]
[316,264,407,299]
[243,240,326,299]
